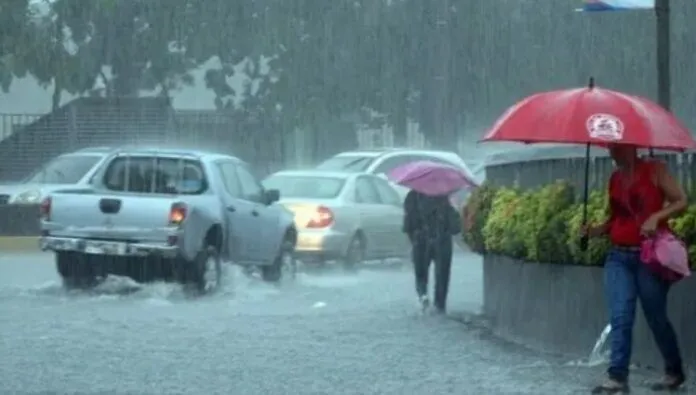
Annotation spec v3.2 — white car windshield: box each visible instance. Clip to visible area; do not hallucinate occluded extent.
[262,176,345,199]
[25,154,102,184]
[316,156,375,172]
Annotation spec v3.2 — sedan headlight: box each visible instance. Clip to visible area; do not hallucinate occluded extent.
[13,190,42,204]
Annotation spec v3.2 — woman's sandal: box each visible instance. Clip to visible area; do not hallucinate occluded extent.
[592,379,630,394]
[650,374,685,392]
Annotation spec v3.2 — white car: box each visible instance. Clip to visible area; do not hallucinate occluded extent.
[316,148,480,207]
[0,147,111,205]
[262,170,409,268]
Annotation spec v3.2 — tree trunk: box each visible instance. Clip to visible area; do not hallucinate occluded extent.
[51,77,62,111]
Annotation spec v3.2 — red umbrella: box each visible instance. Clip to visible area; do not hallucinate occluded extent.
[481,78,696,251]
[482,80,696,150]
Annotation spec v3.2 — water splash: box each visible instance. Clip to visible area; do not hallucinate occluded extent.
[587,324,612,366]
[565,323,611,367]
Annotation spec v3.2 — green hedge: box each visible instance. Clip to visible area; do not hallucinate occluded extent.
[463,182,696,268]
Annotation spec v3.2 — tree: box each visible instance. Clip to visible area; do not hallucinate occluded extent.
[352,0,423,145]
[17,0,207,109]
[55,0,201,97]
[0,0,33,92]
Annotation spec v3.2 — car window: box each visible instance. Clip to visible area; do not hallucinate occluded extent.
[372,155,420,175]
[217,162,242,198]
[316,155,375,172]
[371,177,402,206]
[355,177,382,204]
[262,175,345,199]
[103,156,207,194]
[26,154,102,184]
[235,165,264,202]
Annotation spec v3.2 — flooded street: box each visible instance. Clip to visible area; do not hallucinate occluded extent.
[0,249,661,394]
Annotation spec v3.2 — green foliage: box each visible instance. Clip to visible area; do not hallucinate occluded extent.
[566,190,611,266]
[482,187,526,259]
[482,181,696,269]
[669,205,696,268]
[0,0,446,143]
[480,181,575,263]
[0,0,33,92]
[520,181,575,263]
[462,183,497,253]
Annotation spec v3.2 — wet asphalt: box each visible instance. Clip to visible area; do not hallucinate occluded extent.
[0,249,670,394]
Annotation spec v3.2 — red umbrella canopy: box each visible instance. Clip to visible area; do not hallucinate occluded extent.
[482,85,696,151]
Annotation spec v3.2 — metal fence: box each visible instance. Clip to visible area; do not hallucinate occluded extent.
[0,113,42,141]
[0,100,437,182]
[486,153,696,199]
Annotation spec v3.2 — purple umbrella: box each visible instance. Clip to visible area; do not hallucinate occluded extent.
[387,160,479,196]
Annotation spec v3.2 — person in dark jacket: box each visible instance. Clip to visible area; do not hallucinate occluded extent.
[403,189,460,313]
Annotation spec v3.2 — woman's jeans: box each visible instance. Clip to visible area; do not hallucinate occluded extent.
[604,247,684,382]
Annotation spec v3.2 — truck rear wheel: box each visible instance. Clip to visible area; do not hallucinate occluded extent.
[55,252,97,289]
[177,246,221,295]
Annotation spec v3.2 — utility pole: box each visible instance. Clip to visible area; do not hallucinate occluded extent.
[655,0,671,111]
[432,0,451,149]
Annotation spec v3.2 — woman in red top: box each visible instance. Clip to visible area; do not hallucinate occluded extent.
[586,145,688,394]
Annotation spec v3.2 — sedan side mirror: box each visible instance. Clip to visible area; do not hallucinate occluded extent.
[264,189,280,205]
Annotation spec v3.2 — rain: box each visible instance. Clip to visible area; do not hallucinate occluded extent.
[1,0,694,393]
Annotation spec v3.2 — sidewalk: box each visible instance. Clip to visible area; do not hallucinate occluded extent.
[447,247,483,316]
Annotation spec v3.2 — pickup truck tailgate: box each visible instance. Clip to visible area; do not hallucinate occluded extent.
[48,191,176,242]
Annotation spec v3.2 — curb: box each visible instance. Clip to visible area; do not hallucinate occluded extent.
[0,237,41,252]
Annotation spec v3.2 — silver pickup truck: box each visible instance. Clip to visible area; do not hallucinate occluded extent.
[39,147,297,293]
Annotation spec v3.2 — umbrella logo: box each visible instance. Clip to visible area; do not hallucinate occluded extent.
[586,113,624,141]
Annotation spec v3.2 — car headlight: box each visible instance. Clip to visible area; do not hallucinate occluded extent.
[13,190,42,204]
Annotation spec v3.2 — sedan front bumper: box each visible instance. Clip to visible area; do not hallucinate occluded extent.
[40,236,179,258]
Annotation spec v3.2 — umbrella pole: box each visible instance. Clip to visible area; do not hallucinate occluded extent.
[650,0,670,159]
[580,143,591,252]
[656,0,671,113]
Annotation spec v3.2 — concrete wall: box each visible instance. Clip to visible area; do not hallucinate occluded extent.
[483,255,696,367]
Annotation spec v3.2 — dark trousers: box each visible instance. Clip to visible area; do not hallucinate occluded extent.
[412,236,453,310]
[604,248,683,382]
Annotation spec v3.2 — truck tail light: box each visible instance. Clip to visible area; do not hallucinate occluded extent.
[169,202,187,226]
[306,206,334,228]
[39,197,52,221]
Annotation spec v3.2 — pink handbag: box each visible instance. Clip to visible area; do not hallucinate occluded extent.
[640,230,691,283]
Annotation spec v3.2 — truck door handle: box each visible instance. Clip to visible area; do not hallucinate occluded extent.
[227,206,236,212]
[251,210,259,217]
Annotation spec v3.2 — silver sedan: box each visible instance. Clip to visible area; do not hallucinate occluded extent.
[262,170,410,269]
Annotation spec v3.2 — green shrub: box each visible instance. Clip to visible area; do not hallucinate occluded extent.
[540,207,575,264]
[523,181,575,263]
[511,190,539,261]
[566,190,611,266]
[669,205,696,268]
[462,183,497,253]
[482,187,526,259]
[482,181,696,268]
